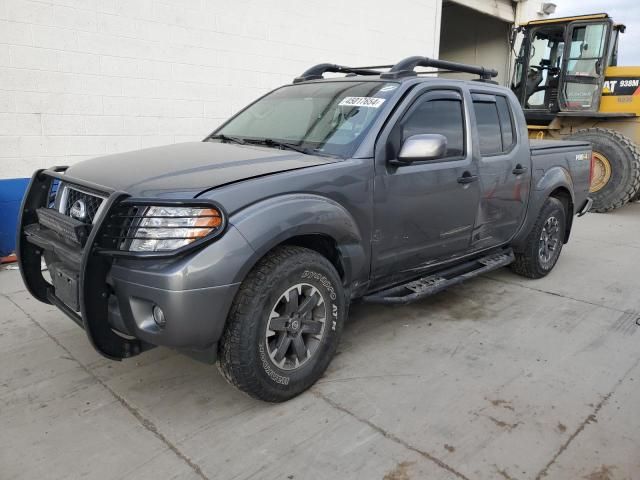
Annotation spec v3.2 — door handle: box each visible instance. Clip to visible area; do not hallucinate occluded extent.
[457,171,478,184]
[512,164,528,175]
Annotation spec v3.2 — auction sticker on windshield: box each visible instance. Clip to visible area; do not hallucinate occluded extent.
[338,97,386,108]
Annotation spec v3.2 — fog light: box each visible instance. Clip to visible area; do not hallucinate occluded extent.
[152,305,166,328]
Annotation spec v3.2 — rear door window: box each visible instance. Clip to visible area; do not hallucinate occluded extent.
[496,96,515,150]
[473,95,516,155]
[473,101,502,155]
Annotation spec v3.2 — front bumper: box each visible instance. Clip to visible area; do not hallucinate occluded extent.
[17,168,245,362]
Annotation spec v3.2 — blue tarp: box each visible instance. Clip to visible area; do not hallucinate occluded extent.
[0,178,29,257]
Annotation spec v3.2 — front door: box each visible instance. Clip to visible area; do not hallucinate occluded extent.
[371,89,481,285]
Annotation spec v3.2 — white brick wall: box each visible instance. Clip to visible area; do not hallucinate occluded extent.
[0,0,442,179]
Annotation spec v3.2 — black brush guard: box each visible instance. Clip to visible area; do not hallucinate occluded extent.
[16,168,150,360]
[18,169,227,360]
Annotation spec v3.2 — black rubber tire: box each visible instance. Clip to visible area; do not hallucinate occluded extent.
[511,197,566,279]
[566,128,640,213]
[218,246,345,402]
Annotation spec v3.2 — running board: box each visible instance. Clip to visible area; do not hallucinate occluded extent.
[363,249,515,305]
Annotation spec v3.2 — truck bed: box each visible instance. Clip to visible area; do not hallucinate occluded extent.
[529,139,592,215]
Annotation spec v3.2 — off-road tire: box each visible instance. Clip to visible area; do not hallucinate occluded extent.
[566,128,640,212]
[218,246,345,402]
[511,197,566,279]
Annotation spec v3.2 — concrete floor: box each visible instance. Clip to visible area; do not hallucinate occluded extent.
[2,204,640,480]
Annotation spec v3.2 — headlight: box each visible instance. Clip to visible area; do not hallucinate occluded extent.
[128,206,223,252]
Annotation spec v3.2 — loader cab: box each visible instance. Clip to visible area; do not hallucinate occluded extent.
[512,14,621,123]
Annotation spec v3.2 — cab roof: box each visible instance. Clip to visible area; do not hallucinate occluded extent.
[520,13,609,27]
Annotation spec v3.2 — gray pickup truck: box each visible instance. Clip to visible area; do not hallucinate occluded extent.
[18,56,592,401]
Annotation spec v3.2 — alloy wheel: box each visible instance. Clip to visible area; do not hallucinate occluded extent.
[538,216,561,268]
[265,283,327,371]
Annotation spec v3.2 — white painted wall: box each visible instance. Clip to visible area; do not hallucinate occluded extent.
[448,0,514,22]
[0,0,442,179]
[515,0,554,24]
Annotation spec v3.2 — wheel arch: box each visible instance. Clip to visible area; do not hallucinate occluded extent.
[279,233,346,280]
[229,194,369,291]
[548,186,574,243]
[511,170,575,251]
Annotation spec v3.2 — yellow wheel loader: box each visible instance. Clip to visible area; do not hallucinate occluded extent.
[512,13,640,212]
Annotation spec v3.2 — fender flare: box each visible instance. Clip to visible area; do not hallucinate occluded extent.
[512,166,575,249]
[535,166,575,202]
[229,193,368,287]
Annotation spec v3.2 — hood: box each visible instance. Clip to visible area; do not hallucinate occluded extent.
[64,142,338,198]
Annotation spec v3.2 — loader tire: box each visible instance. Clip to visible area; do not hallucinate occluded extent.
[566,128,640,213]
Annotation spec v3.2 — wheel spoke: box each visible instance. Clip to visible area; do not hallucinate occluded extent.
[292,335,307,362]
[298,291,319,315]
[301,319,323,335]
[273,334,292,363]
[284,289,299,315]
[268,316,289,332]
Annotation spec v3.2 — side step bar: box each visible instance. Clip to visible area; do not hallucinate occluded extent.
[363,249,515,305]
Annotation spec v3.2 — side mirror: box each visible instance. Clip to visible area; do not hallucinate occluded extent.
[395,134,447,165]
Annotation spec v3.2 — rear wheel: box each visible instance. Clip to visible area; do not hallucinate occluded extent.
[566,128,640,212]
[511,197,566,279]
[218,246,345,402]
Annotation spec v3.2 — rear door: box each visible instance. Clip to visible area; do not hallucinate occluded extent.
[470,92,531,249]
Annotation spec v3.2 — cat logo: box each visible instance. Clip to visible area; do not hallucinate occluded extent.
[602,78,640,96]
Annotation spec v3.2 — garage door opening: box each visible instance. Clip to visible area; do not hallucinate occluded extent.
[439,1,513,85]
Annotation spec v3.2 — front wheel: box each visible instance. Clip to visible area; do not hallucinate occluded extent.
[218,246,345,402]
[511,197,566,279]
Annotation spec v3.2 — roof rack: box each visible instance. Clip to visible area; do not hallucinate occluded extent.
[381,56,498,81]
[293,56,498,84]
[293,64,392,83]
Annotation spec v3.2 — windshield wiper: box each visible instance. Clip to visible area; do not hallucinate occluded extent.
[209,134,247,145]
[246,138,310,155]
[214,136,339,158]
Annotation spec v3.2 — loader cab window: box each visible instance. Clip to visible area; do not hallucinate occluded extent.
[609,28,621,67]
[561,22,609,111]
[512,26,564,110]
[566,24,607,77]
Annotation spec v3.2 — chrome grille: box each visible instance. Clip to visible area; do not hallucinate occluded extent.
[58,184,105,224]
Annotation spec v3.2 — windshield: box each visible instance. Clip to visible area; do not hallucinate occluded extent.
[213,81,398,157]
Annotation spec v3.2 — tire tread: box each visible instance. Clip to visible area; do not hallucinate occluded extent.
[511,197,565,279]
[567,128,640,213]
[218,245,340,402]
